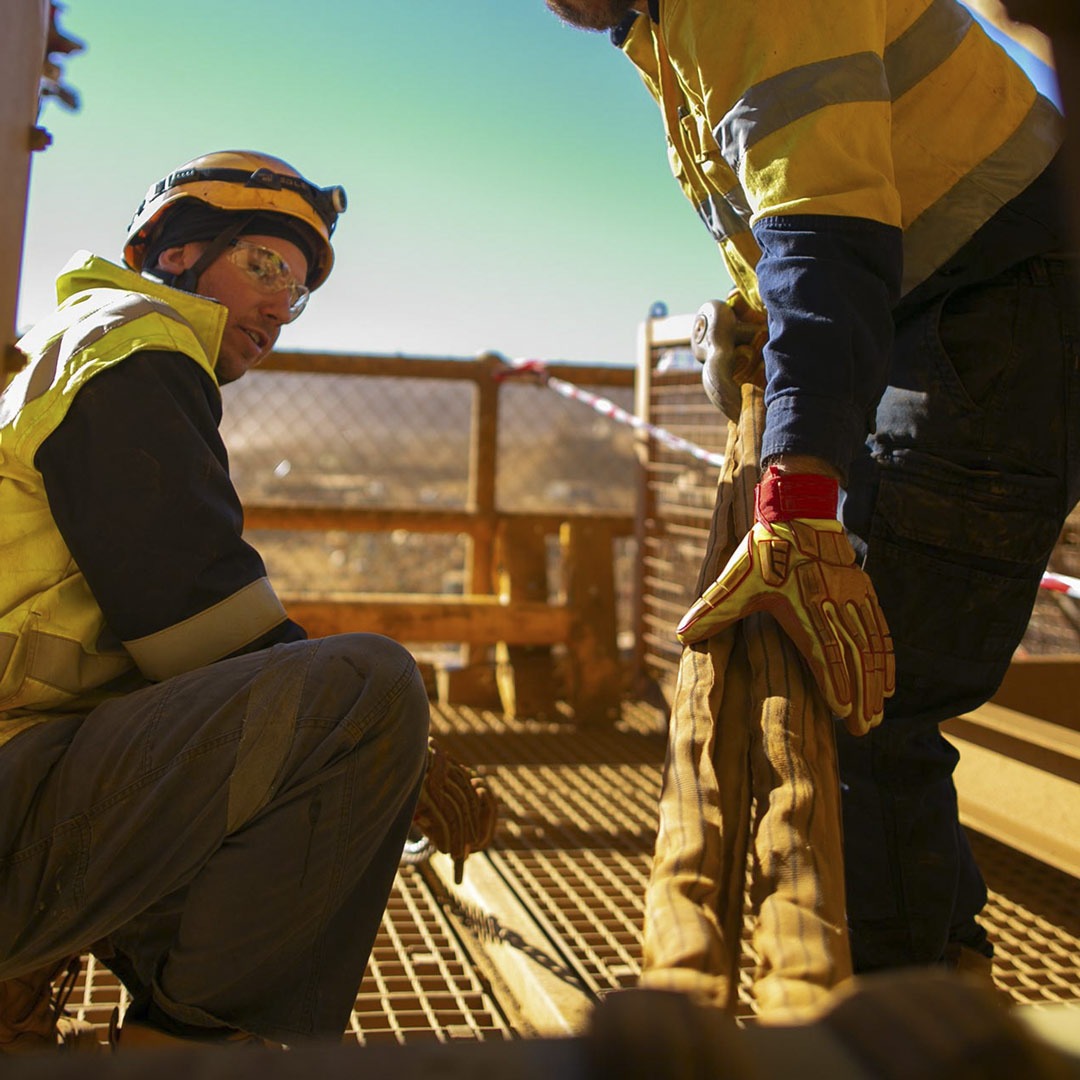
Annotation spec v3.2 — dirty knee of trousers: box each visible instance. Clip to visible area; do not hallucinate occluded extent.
[303,633,430,733]
[223,633,430,837]
[296,632,430,774]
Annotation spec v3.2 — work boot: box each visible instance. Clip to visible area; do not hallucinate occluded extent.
[0,955,101,1054]
[110,1006,278,1051]
[942,940,1007,1002]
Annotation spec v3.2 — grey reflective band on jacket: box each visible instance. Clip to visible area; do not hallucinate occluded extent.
[694,4,1058,292]
[901,94,1063,293]
[713,52,890,174]
[697,185,753,244]
[712,1,976,172]
[693,3,973,247]
[123,577,289,682]
[884,0,972,100]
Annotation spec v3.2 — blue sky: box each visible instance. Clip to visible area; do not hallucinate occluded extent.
[20,2,722,366]
[18,2,1058,367]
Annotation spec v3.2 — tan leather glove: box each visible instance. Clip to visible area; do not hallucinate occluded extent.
[677,467,895,735]
[413,738,498,883]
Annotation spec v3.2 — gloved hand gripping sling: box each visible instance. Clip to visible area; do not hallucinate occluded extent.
[640,296,853,1021]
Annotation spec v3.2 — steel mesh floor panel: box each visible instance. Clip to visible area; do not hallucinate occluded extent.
[346,865,514,1045]
[68,954,128,1040]
[430,702,1080,1018]
[429,702,762,1018]
[68,867,513,1048]
[62,701,1078,1047]
[969,831,1080,1006]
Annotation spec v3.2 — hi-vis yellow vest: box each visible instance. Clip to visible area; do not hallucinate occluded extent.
[619,0,1063,307]
[0,252,226,745]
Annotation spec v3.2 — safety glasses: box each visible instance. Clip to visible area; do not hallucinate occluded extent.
[226,240,310,321]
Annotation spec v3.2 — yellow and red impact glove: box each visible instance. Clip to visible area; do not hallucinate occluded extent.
[677,467,895,735]
[412,738,498,883]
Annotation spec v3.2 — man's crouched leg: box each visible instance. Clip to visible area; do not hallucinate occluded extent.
[0,633,429,1048]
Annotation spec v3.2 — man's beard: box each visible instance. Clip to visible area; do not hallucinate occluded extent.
[545,0,638,32]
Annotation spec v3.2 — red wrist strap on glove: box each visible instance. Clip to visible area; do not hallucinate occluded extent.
[755,466,838,524]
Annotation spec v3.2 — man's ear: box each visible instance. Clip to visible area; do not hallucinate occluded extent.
[154,242,204,275]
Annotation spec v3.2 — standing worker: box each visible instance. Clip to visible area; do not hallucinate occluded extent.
[546,1,1075,983]
[0,151,493,1051]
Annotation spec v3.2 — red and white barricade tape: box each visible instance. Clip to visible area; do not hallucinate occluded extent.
[500,358,725,468]
[1039,571,1080,599]
[500,359,1079,601]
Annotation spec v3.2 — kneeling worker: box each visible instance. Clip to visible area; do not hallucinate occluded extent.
[0,151,493,1050]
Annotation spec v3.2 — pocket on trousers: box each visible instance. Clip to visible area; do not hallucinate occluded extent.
[869,533,1037,673]
[0,815,90,958]
[933,278,1021,412]
[37,816,90,922]
[867,457,1061,677]
[872,453,1061,566]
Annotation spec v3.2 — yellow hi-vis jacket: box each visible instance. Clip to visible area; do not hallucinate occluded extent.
[618,0,1062,305]
[0,253,285,746]
[617,1,1064,468]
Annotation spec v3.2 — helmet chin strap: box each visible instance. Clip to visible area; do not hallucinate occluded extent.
[170,213,256,293]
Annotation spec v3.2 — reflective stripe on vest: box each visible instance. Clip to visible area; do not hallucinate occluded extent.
[24,629,133,694]
[0,295,201,427]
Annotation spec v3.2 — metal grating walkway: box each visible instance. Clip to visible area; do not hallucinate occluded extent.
[970,831,1080,1007]
[68,700,1079,1048]
[346,866,514,1045]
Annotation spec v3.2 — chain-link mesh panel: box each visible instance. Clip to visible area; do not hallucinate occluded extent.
[222,371,474,508]
[496,382,636,514]
[247,529,469,596]
[217,363,638,655]
[222,370,475,646]
[223,370,638,516]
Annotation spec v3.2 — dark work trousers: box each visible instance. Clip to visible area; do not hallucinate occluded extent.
[838,252,1080,972]
[0,633,430,1044]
